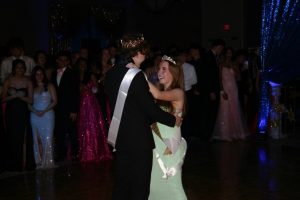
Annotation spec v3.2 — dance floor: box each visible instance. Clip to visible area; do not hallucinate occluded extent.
[1,137,300,200]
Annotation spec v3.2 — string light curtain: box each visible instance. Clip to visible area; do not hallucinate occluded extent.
[258,0,300,133]
[49,0,70,56]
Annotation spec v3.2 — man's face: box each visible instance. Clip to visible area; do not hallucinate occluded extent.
[190,49,200,59]
[216,46,225,56]
[11,47,23,57]
[109,47,117,57]
[79,48,88,59]
[56,56,70,68]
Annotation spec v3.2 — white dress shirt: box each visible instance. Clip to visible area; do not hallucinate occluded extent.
[56,67,67,86]
[182,62,197,91]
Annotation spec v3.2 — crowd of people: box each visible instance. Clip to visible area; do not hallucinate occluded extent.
[0,35,260,199]
[0,39,116,171]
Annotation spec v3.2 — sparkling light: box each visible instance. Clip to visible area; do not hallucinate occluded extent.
[258,0,300,134]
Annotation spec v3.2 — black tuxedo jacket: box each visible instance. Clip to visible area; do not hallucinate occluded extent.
[104,65,176,152]
[202,50,221,94]
[52,67,80,114]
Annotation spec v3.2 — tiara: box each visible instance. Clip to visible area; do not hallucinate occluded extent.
[161,55,176,65]
[120,35,145,48]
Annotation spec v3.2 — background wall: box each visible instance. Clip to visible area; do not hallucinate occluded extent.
[124,0,202,49]
[0,0,49,55]
[201,0,245,49]
[0,0,260,55]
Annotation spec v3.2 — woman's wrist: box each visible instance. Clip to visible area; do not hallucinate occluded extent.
[32,109,38,114]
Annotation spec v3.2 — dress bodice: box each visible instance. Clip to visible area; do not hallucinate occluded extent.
[151,107,187,189]
[222,67,238,93]
[7,87,27,97]
[82,80,98,95]
[33,91,52,110]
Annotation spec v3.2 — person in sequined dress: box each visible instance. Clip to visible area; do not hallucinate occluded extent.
[77,72,112,163]
[29,66,57,169]
[96,48,113,132]
[212,48,249,141]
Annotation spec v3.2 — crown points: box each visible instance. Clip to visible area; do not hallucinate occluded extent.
[121,35,145,48]
[161,55,176,65]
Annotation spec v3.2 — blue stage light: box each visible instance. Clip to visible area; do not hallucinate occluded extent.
[258,0,300,134]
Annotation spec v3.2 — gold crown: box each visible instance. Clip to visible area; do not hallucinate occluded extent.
[161,55,176,65]
[120,35,145,48]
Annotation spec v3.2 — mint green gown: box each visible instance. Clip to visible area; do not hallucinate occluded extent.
[149,110,187,200]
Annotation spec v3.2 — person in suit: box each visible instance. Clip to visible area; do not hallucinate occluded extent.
[52,51,80,162]
[104,34,182,200]
[201,39,226,140]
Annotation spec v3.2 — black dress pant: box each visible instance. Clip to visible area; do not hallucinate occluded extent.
[112,149,153,200]
[54,111,78,161]
[207,95,220,139]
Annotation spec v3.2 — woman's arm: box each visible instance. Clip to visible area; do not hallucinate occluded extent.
[28,104,38,114]
[20,80,33,104]
[43,83,57,112]
[1,79,16,102]
[220,66,228,100]
[148,81,184,102]
[134,73,176,127]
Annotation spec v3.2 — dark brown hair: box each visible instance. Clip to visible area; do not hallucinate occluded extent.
[120,33,150,64]
[11,59,26,75]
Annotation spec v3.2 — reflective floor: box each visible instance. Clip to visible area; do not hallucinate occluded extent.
[1,137,300,200]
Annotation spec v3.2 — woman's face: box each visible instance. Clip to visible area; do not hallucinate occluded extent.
[37,53,47,66]
[237,55,246,64]
[102,49,111,61]
[78,60,87,71]
[158,60,173,87]
[226,49,233,58]
[15,63,26,76]
[35,70,44,83]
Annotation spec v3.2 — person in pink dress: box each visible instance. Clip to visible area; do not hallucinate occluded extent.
[77,72,113,162]
[212,48,249,141]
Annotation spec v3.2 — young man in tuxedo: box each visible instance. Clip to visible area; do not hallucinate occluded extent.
[104,34,181,200]
[202,39,226,140]
[52,51,80,162]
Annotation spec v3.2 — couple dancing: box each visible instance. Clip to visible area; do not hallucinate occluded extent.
[104,34,187,200]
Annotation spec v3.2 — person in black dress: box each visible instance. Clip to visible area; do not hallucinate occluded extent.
[1,59,33,171]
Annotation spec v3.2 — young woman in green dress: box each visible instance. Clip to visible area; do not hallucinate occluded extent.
[148,55,187,200]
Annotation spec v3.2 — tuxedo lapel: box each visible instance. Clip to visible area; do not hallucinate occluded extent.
[58,67,70,89]
[52,70,59,89]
